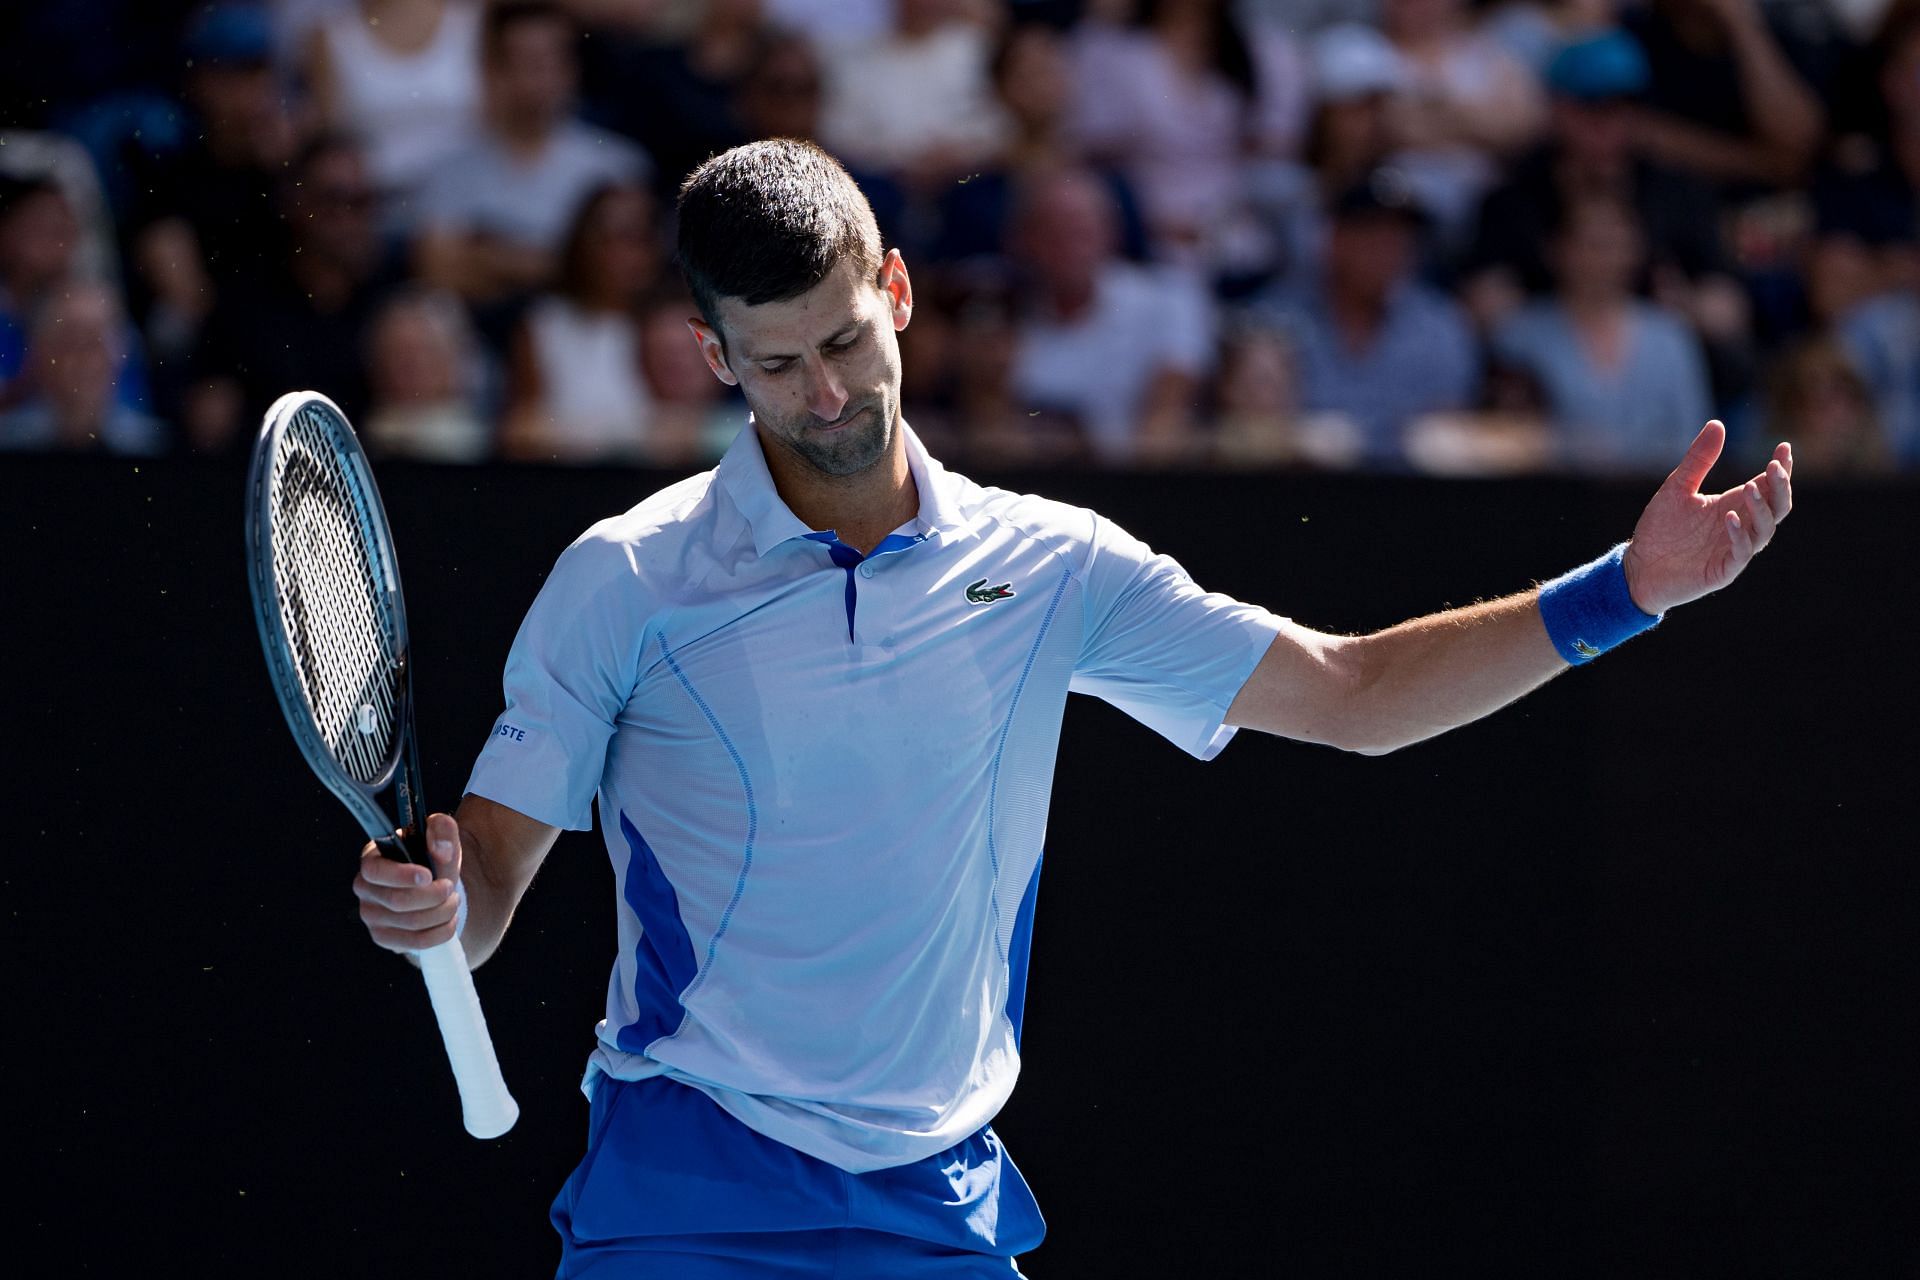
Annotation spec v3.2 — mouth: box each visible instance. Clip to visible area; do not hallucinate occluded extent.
[814,406,872,434]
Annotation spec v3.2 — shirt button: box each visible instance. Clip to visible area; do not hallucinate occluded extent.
[859,563,875,579]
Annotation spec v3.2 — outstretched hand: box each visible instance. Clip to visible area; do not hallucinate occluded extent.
[1623,421,1793,615]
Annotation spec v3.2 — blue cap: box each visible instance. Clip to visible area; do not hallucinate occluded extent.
[1545,30,1650,101]
[183,4,273,67]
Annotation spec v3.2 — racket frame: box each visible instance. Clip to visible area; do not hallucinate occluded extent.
[245,392,428,865]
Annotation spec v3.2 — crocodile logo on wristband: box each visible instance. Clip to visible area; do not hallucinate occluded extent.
[1573,639,1601,660]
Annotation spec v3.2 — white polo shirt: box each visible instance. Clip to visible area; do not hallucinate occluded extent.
[466,422,1285,1173]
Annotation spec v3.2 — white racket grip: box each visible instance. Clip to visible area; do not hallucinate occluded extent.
[416,938,520,1138]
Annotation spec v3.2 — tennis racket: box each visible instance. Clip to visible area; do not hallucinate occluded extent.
[245,390,518,1139]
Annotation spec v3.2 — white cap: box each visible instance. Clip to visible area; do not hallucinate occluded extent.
[1311,24,1409,102]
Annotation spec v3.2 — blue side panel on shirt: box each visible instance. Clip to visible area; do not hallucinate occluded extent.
[615,810,699,1053]
[1004,854,1042,1048]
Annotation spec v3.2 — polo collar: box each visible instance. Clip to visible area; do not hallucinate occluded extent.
[717,417,966,559]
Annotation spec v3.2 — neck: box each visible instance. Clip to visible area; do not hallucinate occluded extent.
[759,421,919,555]
[1328,285,1389,335]
[493,115,554,156]
[1562,290,1624,321]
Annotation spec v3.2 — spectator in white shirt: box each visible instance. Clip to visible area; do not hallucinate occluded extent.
[500,181,662,463]
[304,0,484,214]
[816,0,1010,188]
[414,1,648,306]
[1008,169,1215,465]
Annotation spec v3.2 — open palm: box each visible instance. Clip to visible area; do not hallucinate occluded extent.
[1623,422,1794,616]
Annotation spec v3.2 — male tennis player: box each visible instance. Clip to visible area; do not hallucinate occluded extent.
[354,140,1792,1278]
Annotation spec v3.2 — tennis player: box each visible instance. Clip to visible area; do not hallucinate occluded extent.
[354,140,1792,1278]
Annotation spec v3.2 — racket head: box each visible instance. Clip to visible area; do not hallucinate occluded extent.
[245,391,418,844]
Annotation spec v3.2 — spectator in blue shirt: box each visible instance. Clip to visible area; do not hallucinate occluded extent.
[1255,168,1478,466]
[1492,194,1712,472]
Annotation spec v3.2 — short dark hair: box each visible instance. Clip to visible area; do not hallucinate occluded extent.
[675,139,881,340]
[483,1,573,63]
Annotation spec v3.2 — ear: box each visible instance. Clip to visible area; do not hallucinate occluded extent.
[687,317,737,386]
[878,249,913,332]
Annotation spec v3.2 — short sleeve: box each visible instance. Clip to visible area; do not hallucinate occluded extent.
[1069,514,1285,760]
[464,538,645,830]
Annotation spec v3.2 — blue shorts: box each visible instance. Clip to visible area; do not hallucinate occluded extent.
[552,1075,1044,1278]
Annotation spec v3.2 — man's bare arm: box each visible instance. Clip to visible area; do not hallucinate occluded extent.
[1228,423,1793,754]
[1225,595,1563,755]
[354,794,561,969]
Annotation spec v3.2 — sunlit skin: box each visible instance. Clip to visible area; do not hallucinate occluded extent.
[687,250,917,554]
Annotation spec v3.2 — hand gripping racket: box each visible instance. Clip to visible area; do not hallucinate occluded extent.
[245,391,518,1139]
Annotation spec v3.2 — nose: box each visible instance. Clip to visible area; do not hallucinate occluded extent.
[804,360,848,422]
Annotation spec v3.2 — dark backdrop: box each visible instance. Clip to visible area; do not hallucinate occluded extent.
[5,453,1914,1276]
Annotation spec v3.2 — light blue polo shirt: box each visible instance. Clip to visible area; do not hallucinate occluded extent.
[467,422,1285,1175]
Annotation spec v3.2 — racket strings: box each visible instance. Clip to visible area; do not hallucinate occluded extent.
[267,405,402,784]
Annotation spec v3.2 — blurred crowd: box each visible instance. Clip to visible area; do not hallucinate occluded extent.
[0,0,1914,475]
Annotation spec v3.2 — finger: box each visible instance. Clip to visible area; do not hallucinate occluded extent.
[354,871,458,913]
[360,892,460,935]
[366,914,461,954]
[1665,420,1725,495]
[1774,440,1792,475]
[358,842,433,889]
[1725,508,1753,564]
[1742,480,1777,549]
[1764,458,1793,522]
[426,812,463,880]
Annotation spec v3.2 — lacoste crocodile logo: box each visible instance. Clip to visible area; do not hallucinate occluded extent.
[965,578,1016,605]
[1573,638,1601,660]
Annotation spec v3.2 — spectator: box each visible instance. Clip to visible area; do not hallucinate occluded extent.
[0,175,82,408]
[733,26,825,143]
[361,286,492,463]
[414,1,649,306]
[500,182,662,462]
[816,0,1011,189]
[186,135,402,453]
[729,30,908,246]
[303,0,484,215]
[125,4,295,395]
[1492,194,1712,472]
[0,173,149,416]
[1068,0,1309,271]
[929,22,1149,267]
[1463,29,1753,409]
[1762,336,1893,474]
[0,283,166,455]
[1622,0,1827,188]
[1812,5,1920,277]
[1377,0,1547,245]
[1252,22,1410,288]
[578,0,764,199]
[1836,281,1920,466]
[1210,322,1313,467]
[1254,169,1478,466]
[948,271,1086,468]
[1008,169,1215,465]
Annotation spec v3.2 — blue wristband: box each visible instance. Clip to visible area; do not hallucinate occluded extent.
[1537,543,1661,665]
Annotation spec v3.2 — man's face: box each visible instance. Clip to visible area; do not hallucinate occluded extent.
[1015,176,1114,299]
[692,251,913,480]
[291,149,377,268]
[1326,212,1413,304]
[488,19,576,133]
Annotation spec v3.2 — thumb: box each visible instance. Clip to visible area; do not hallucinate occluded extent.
[1664,420,1725,495]
[425,812,463,882]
